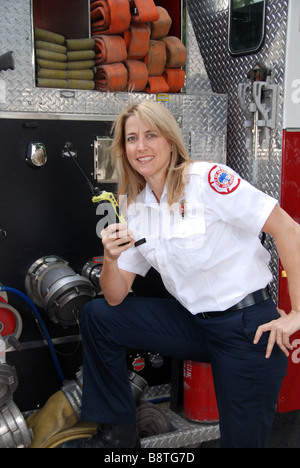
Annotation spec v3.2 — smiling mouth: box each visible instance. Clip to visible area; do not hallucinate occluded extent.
[137,156,154,162]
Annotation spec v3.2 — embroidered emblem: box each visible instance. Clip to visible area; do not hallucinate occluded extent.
[208,165,240,195]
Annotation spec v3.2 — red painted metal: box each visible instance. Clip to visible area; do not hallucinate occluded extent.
[183,361,219,422]
[278,130,300,412]
[0,297,16,337]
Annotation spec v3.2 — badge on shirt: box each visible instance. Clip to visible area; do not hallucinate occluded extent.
[208,165,240,195]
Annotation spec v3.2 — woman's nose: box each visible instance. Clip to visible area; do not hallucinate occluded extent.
[137,135,147,151]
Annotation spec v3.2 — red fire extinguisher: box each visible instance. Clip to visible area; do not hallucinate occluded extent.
[183,361,219,422]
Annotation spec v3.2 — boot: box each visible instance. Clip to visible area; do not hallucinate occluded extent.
[59,423,140,448]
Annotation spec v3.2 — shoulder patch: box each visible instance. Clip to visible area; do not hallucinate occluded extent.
[208,165,240,195]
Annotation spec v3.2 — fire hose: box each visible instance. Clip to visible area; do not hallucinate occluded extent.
[144,40,167,76]
[94,62,128,92]
[130,0,159,23]
[161,36,187,68]
[90,1,186,93]
[94,35,127,64]
[124,23,151,60]
[163,68,186,93]
[91,0,131,35]
[144,76,169,94]
[150,6,172,40]
[125,60,148,92]
[26,368,171,448]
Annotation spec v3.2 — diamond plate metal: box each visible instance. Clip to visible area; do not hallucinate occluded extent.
[141,401,220,448]
[0,0,227,165]
[187,0,287,189]
[187,0,289,300]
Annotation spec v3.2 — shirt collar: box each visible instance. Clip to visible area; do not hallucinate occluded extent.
[144,182,167,207]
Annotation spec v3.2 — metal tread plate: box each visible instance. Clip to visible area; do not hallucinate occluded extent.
[141,401,220,449]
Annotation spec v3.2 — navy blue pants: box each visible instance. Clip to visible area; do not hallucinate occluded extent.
[80,296,288,448]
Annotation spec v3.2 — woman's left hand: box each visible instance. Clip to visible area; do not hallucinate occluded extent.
[254,308,300,358]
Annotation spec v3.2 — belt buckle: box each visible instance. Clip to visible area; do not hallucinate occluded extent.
[201,312,211,319]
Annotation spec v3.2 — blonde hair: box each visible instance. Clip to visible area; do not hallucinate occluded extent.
[111,100,192,206]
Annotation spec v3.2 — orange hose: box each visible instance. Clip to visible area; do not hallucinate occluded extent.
[94,63,128,91]
[144,40,167,76]
[130,0,159,23]
[94,35,127,64]
[124,60,148,91]
[144,76,169,94]
[149,7,172,40]
[163,68,185,93]
[91,0,131,35]
[161,36,187,68]
[123,23,151,60]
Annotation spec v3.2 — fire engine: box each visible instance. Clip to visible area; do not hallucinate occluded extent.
[0,0,299,448]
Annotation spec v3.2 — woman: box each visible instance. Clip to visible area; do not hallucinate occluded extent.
[66,100,300,448]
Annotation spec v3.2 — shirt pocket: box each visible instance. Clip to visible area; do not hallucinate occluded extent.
[166,209,206,270]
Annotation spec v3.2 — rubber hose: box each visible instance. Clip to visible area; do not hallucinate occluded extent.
[0,286,65,383]
[130,0,159,23]
[94,35,128,65]
[91,0,131,35]
[124,23,151,60]
[163,68,185,93]
[94,62,128,92]
[149,6,172,40]
[144,75,169,94]
[144,40,167,76]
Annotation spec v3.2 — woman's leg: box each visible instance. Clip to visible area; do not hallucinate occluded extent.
[80,296,209,424]
[199,299,288,448]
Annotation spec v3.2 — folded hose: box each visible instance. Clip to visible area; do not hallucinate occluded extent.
[163,68,185,93]
[94,35,127,64]
[149,6,172,40]
[136,401,172,437]
[130,0,159,23]
[94,63,128,91]
[66,38,95,51]
[66,79,95,90]
[36,78,67,89]
[35,41,67,55]
[36,59,67,70]
[35,49,67,63]
[34,27,65,45]
[161,36,187,68]
[67,60,96,70]
[144,75,169,94]
[91,0,131,35]
[125,60,148,91]
[66,50,95,62]
[144,40,167,76]
[124,23,151,60]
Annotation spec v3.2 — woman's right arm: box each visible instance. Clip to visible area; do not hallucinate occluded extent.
[100,223,136,306]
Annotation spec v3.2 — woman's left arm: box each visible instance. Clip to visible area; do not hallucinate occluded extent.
[254,204,300,358]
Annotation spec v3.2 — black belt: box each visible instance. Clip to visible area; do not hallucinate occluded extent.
[198,288,270,319]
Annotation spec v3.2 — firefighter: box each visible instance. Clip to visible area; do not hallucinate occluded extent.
[62,100,300,448]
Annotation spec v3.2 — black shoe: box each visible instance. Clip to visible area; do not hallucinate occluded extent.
[59,423,140,448]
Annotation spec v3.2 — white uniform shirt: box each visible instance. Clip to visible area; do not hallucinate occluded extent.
[118,161,277,314]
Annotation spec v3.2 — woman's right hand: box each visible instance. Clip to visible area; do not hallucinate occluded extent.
[101,223,135,260]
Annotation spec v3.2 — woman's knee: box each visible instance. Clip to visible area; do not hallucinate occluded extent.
[81,298,113,330]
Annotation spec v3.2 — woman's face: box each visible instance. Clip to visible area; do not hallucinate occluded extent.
[124,115,172,183]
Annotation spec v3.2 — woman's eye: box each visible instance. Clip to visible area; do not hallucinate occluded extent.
[127,135,136,142]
